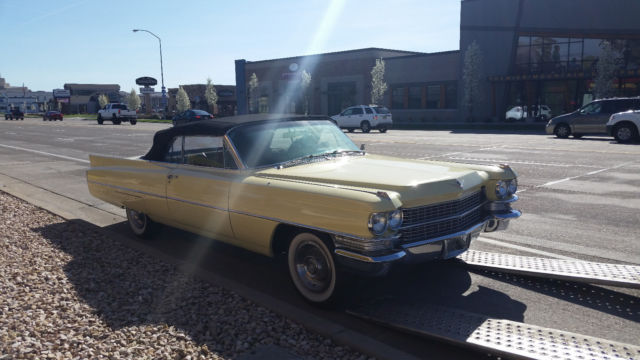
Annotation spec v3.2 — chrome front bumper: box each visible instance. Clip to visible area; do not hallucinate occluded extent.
[334,208,521,276]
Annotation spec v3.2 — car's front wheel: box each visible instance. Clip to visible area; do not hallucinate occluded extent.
[126,208,156,238]
[288,232,338,305]
[613,123,638,143]
[554,123,571,138]
[97,114,103,125]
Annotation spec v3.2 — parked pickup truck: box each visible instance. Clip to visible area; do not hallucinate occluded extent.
[4,108,24,120]
[606,110,640,143]
[97,103,137,125]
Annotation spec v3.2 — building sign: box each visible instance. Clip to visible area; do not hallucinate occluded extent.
[53,89,70,98]
[140,87,155,94]
[136,77,158,86]
[281,72,300,81]
[57,98,69,103]
[218,89,234,97]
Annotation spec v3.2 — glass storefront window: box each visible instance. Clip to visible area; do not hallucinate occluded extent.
[445,83,457,109]
[392,87,404,109]
[426,85,440,109]
[408,86,422,109]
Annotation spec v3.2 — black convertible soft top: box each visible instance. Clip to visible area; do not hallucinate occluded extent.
[143,114,331,161]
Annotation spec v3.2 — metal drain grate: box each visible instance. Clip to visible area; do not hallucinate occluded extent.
[348,302,640,360]
[458,250,640,289]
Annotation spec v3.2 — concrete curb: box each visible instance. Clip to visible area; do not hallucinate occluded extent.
[0,174,421,360]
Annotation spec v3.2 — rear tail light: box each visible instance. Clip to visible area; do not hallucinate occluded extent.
[195,115,201,119]
[118,109,121,114]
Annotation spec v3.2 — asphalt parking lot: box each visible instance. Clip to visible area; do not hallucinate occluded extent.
[1,117,639,358]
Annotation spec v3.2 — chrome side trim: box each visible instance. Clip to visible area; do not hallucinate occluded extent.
[87,180,227,212]
[334,249,406,263]
[88,180,165,199]
[399,221,487,250]
[89,180,373,241]
[256,175,389,199]
[165,195,227,212]
[229,208,376,242]
[399,201,488,230]
[223,135,246,170]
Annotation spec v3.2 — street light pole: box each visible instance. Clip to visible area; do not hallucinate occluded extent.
[132,29,166,112]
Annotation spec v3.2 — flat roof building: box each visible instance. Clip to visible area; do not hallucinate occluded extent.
[235,0,640,125]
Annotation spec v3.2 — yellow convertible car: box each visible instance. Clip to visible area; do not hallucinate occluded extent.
[87,114,520,305]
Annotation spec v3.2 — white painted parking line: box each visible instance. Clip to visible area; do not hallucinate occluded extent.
[0,143,89,163]
[445,157,600,168]
[536,161,635,188]
[418,145,504,160]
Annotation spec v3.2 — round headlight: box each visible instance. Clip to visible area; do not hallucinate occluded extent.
[388,210,403,230]
[368,213,388,235]
[507,178,518,195]
[495,180,508,199]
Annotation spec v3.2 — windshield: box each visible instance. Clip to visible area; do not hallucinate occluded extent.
[227,120,360,168]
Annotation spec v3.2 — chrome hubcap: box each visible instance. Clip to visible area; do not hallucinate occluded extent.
[617,127,632,140]
[127,209,146,230]
[294,242,331,293]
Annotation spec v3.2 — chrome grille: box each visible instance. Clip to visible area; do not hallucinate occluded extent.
[402,190,485,226]
[400,190,487,244]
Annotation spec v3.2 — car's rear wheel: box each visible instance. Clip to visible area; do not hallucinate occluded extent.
[360,121,371,133]
[126,208,155,238]
[288,232,339,305]
[348,128,354,133]
[97,114,103,125]
[506,117,516,122]
[378,126,387,133]
[130,119,137,125]
[613,123,638,143]
[554,123,571,138]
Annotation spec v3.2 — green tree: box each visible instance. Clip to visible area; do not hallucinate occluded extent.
[204,78,218,115]
[594,40,618,99]
[176,86,191,112]
[98,94,109,109]
[370,58,387,105]
[248,73,259,113]
[462,41,484,121]
[300,70,312,115]
[128,88,141,111]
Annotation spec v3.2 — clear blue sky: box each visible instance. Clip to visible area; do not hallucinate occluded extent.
[1,0,460,93]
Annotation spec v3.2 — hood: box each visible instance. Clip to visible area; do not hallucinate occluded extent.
[256,154,494,207]
[549,110,578,124]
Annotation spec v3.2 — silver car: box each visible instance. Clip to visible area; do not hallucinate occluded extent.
[545,98,640,138]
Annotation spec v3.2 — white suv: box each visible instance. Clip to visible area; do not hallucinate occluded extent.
[505,105,552,121]
[331,105,393,133]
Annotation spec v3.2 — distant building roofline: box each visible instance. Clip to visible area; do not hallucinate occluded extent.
[240,47,426,65]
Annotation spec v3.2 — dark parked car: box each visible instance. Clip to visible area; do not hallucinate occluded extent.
[172,109,214,126]
[43,111,63,121]
[4,108,24,120]
[545,97,640,138]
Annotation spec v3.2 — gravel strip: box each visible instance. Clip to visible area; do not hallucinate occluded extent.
[0,191,371,360]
